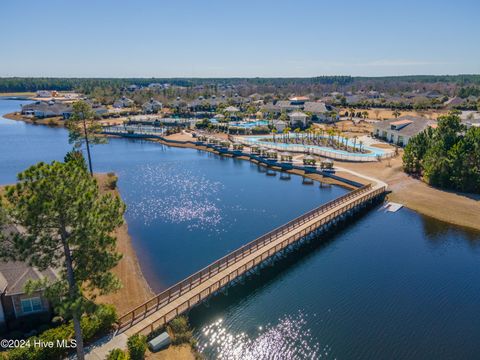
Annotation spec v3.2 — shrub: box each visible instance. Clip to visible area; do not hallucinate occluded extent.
[106,172,118,190]
[5,304,117,360]
[81,304,117,341]
[169,316,194,345]
[127,334,147,360]
[106,348,129,360]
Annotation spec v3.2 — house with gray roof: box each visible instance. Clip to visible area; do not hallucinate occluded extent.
[373,116,435,146]
[113,96,134,108]
[0,225,59,331]
[142,98,163,113]
[21,101,72,118]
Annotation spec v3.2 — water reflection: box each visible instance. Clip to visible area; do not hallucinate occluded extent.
[420,214,480,248]
[198,311,328,360]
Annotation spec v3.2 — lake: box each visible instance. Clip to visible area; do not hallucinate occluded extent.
[1,99,479,359]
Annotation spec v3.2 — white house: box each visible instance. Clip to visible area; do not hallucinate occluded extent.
[373,116,435,146]
[288,111,308,127]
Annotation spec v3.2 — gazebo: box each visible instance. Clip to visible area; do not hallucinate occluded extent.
[303,155,316,166]
[220,141,231,148]
[250,145,260,154]
[280,151,293,162]
[320,159,334,170]
[266,149,278,159]
[258,147,268,157]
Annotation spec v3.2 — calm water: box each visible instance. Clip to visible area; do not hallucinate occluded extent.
[1,99,479,359]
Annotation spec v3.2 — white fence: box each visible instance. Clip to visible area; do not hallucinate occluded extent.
[232,136,396,162]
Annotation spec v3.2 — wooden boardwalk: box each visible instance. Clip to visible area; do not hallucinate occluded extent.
[117,183,385,337]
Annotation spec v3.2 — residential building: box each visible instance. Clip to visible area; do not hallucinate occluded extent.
[36,90,52,98]
[21,101,72,118]
[113,96,134,108]
[0,225,59,331]
[373,116,435,146]
[142,98,163,113]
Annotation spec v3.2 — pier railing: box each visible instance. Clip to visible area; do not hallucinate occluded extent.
[117,184,383,332]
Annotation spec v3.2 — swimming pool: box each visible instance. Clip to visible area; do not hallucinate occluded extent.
[210,119,269,129]
[239,134,391,159]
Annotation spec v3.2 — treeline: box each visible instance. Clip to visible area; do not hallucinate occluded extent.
[1,75,480,93]
[458,86,480,98]
[403,113,480,193]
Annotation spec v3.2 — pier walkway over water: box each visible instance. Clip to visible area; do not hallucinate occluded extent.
[116,183,385,337]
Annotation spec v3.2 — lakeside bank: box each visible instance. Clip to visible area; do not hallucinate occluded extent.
[107,129,480,231]
[5,110,479,231]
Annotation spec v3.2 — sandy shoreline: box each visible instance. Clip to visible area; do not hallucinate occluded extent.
[336,155,480,231]
[94,174,155,314]
[4,113,478,231]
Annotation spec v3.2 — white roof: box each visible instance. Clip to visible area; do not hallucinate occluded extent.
[289,111,307,117]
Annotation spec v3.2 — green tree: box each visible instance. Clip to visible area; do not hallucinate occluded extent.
[0,152,125,360]
[66,100,105,175]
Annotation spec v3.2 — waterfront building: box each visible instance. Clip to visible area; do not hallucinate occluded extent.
[373,116,435,146]
[21,101,72,118]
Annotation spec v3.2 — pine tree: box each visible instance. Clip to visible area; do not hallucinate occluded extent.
[66,101,106,175]
[0,152,125,360]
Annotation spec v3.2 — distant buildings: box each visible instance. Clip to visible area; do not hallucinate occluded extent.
[21,101,72,118]
[288,111,308,127]
[262,97,338,123]
[36,90,58,98]
[113,96,134,108]
[142,98,163,113]
[373,116,436,146]
[21,100,107,119]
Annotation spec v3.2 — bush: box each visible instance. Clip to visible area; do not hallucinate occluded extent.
[106,172,118,190]
[127,334,147,360]
[81,304,117,341]
[169,316,194,346]
[5,304,117,360]
[106,348,129,360]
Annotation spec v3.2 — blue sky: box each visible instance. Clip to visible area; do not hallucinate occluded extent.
[1,0,479,77]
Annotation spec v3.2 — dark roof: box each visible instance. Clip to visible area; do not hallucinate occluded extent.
[374,116,435,137]
[0,225,59,295]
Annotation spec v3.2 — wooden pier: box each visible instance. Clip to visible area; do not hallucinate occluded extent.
[116,183,386,337]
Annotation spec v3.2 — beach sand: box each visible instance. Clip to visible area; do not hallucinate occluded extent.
[336,154,480,231]
[94,174,155,314]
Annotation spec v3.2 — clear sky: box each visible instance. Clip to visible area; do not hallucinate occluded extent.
[1,0,479,77]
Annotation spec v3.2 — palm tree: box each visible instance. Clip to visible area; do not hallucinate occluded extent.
[353,136,358,152]
[349,108,355,120]
[359,140,364,152]
[283,127,290,142]
[326,128,335,145]
[294,127,301,141]
[272,128,277,142]
[393,109,401,118]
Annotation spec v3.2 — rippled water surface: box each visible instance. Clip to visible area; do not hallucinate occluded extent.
[1,99,480,359]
